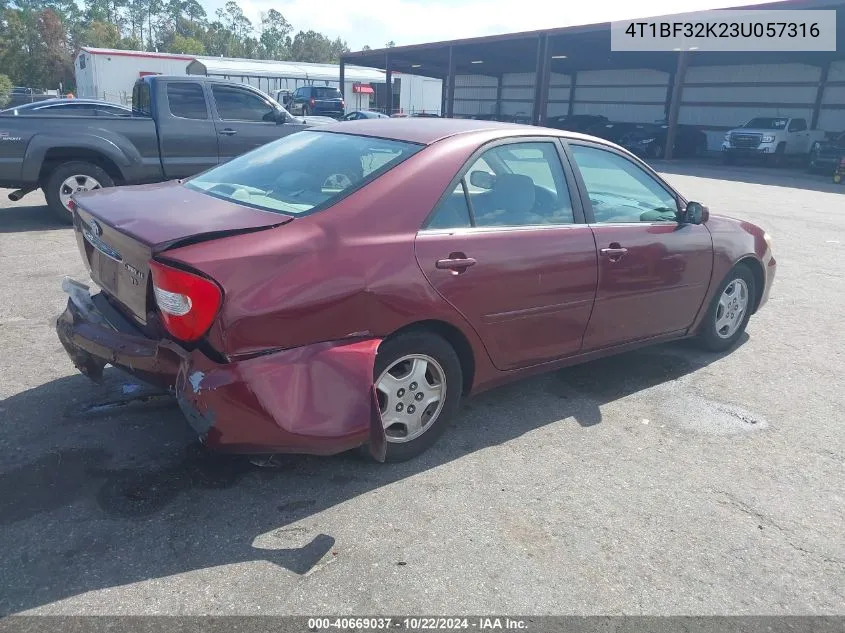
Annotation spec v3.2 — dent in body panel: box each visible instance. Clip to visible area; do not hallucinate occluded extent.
[176,338,386,459]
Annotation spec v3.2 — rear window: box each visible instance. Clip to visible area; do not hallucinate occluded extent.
[313,87,342,99]
[184,131,423,216]
[133,82,152,116]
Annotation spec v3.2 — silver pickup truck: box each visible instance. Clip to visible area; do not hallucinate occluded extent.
[721,116,826,165]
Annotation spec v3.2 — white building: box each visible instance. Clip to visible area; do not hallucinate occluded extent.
[74,47,443,114]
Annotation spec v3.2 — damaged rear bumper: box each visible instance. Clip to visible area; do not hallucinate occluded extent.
[55,278,386,459]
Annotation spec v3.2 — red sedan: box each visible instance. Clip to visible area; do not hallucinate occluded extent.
[56,119,776,462]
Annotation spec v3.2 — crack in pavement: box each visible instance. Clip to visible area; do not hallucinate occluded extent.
[712,489,845,568]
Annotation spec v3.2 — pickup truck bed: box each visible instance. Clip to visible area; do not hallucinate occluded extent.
[0,75,317,221]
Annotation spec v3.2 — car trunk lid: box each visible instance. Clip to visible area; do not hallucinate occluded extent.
[71,180,291,326]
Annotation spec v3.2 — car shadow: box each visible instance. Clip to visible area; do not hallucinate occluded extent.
[651,159,844,194]
[0,336,745,614]
[0,202,69,233]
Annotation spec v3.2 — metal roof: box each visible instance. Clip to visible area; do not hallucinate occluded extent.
[188,58,387,82]
[78,47,391,83]
[341,0,845,76]
[79,47,195,61]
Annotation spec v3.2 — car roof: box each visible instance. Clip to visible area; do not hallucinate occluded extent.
[315,117,602,145]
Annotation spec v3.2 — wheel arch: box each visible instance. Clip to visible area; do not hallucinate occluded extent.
[382,319,476,395]
[735,256,765,314]
[38,148,125,186]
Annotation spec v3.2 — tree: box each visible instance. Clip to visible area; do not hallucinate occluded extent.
[182,0,205,25]
[0,74,13,108]
[80,19,120,48]
[37,9,74,88]
[168,33,204,54]
[361,45,371,51]
[290,29,345,63]
[259,9,291,60]
[386,40,395,47]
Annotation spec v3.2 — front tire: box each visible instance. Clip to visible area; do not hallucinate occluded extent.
[697,264,756,352]
[44,161,114,224]
[372,332,463,462]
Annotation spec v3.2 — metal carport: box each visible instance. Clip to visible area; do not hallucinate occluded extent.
[340,0,845,158]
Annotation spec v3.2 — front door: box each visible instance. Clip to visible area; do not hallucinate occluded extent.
[565,141,713,350]
[415,140,598,371]
[210,83,305,163]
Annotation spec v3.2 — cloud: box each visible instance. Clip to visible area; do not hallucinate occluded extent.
[213,0,777,51]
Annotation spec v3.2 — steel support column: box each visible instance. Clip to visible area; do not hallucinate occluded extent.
[533,34,550,126]
[339,59,346,108]
[446,46,456,118]
[811,60,831,130]
[664,50,689,161]
[495,73,503,119]
[385,53,393,115]
[567,71,577,116]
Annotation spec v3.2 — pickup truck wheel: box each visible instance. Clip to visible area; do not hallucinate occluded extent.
[768,142,786,168]
[45,161,114,223]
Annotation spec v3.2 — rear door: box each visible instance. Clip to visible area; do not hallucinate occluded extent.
[210,83,305,162]
[155,80,220,179]
[415,138,598,371]
[564,140,713,350]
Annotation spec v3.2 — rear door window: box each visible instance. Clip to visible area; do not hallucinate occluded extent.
[167,82,208,120]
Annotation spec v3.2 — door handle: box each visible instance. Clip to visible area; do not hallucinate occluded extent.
[600,243,628,262]
[219,128,238,136]
[436,255,476,272]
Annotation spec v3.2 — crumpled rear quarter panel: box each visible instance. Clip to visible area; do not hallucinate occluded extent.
[175,338,386,459]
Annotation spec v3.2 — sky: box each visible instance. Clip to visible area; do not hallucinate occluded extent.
[204,0,781,51]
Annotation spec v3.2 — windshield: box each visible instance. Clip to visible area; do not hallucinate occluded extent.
[313,87,342,99]
[184,131,423,215]
[744,117,788,129]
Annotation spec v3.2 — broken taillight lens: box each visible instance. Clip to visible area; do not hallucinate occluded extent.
[149,260,222,342]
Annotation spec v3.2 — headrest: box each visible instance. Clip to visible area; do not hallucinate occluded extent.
[492,173,535,216]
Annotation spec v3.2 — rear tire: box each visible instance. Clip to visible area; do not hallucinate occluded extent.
[371,332,463,463]
[697,264,756,353]
[44,161,114,224]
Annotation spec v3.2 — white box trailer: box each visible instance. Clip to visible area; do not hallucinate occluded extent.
[74,48,196,104]
[396,74,443,115]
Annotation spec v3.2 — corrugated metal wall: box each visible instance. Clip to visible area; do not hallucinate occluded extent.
[451,59,843,144]
[679,63,820,128]
[571,69,669,123]
[819,60,845,132]
[453,74,498,116]
[547,73,572,117]
[453,72,571,118]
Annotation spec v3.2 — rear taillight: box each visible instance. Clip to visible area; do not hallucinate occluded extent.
[341,99,345,109]
[149,260,222,342]
[310,96,315,107]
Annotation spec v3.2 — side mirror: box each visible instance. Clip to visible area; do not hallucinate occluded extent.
[469,170,495,190]
[683,201,708,224]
